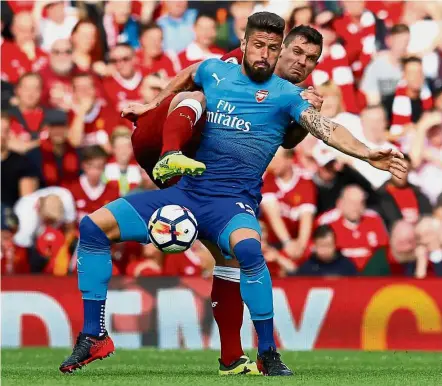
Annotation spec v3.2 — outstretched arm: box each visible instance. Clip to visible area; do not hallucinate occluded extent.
[299,107,408,178]
[121,62,201,120]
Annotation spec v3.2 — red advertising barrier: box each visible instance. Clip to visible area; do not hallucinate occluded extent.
[1,276,442,350]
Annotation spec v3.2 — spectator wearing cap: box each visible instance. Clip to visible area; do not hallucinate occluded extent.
[378,154,432,230]
[409,111,442,205]
[103,0,140,49]
[360,24,410,106]
[36,110,80,189]
[103,43,144,113]
[140,73,167,104]
[157,1,197,53]
[68,73,120,150]
[1,204,29,274]
[38,39,81,110]
[332,1,378,80]
[1,12,48,85]
[104,127,142,196]
[34,1,79,53]
[311,142,377,215]
[8,73,46,154]
[305,13,361,114]
[261,148,317,260]
[137,23,180,78]
[1,112,38,208]
[296,225,357,277]
[178,13,225,69]
[317,185,389,272]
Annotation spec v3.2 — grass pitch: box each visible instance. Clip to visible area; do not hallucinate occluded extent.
[2,348,442,386]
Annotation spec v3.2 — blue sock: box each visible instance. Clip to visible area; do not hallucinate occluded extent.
[83,299,106,336]
[253,318,275,354]
[77,216,113,336]
[233,238,276,354]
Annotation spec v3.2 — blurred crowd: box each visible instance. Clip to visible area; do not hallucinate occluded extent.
[1,0,441,278]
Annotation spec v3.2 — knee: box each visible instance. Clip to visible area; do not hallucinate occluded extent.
[79,216,111,250]
[186,91,206,109]
[173,91,206,111]
[233,238,265,275]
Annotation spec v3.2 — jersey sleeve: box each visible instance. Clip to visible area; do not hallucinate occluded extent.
[220,48,243,64]
[282,83,312,123]
[193,58,219,87]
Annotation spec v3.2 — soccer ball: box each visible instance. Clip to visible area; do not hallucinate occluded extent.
[148,205,198,253]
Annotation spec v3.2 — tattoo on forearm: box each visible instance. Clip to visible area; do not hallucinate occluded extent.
[299,107,339,143]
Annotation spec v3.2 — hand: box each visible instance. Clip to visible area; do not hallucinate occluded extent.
[367,148,408,179]
[301,86,324,111]
[121,102,154,122]
[77,97,95,115]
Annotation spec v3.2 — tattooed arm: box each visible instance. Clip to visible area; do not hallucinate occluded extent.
[299,107,370,160]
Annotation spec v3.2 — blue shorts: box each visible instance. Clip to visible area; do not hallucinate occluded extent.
[105,186,261,256]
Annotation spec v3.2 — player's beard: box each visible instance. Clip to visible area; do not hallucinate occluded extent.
[243,56,275,83]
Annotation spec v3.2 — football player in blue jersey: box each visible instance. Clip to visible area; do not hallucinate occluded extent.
[60,12,407,376]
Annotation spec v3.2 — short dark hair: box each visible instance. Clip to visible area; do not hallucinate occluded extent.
[112,42,134,52]
[140,22,162,37]
[195,12,216,25]
[401,56,422,68]
[81,145,108,163]
[284,25,323,53]
[313,225,335,240]
[390,23,410,35]
[244,12,285,40]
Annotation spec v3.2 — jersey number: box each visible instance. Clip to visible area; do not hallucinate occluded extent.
[236,202,255,217]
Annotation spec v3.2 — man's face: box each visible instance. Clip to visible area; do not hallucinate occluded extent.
[391,225,416,258]
[72,22,96,54]
[241,31,282,83]
[110,46,136,79]
[342,0,365,18]
[16,76,42,109]
[194,16,217,48]
[388,32,410,57]
[112,1,132,24]
[1,117,10,152]
[141,28,163,57]
[83,158,106,185]
[277,36,321,84]
[404,62,424,92]
[50,39,73,75]
[12,12,35,44]
[339,188,365,223]
[361,107,387,143]
[315,233,336,262]
[73,76,96,101]
[317,161,337,182]
[48,125,67,146]
[167,1,188,18]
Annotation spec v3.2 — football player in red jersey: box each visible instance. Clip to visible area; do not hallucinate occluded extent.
[119,26,324,376]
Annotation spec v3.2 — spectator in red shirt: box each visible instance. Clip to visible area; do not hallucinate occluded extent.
[68,73,119,150]
[103,43,144,113]
[39,38,80,110]
[1,12,48,84]
[178,14,225,69]
[70,20,105,74]
[70,145,120,223]
[317,185,389,271]
[378,154,432,230]
[125,244,164,277]
[387,220,419,276]
[296,225,358,277]
[137,23,179,78]
[332,1,377,80]
[37,110,80,189]
[8,73,44,154]
[261,148,317,260]
[104,127,141,196]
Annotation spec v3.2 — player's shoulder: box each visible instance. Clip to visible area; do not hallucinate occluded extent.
[202,57,237,71]
[270,75,305,97]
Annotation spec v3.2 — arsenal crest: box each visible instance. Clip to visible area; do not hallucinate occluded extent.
[255,89,269,103]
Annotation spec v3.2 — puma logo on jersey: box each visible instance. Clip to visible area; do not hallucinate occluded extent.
[212,73,225,86]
